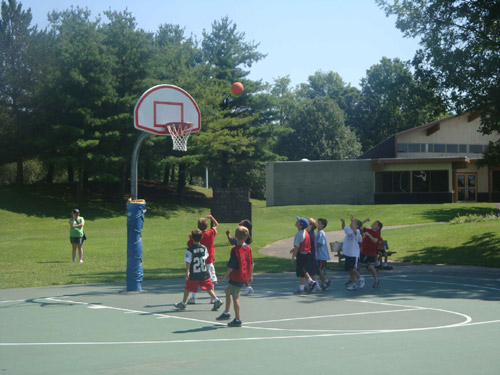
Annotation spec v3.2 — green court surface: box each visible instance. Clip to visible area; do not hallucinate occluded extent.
[1,264,500,375]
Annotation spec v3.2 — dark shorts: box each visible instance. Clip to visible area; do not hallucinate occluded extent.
[360,254,377,265]
[185,278,214,292]
[70,237,83,244]
[344,256,359,271]
[296,252,310,277]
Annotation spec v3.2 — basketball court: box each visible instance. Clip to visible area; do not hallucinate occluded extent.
[1,264,499,374]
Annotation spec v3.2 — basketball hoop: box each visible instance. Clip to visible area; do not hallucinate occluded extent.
[161,122,193,151]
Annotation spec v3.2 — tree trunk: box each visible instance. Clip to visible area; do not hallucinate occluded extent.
[177,163,187,202]
[46,163,55,184]
[16,155,24,184]
[76,167,83,203]
[171,165,176,182]
[163,165,170,185]
[220,151,229,188]
[68,164,74,183]
[120,163,127,201]
[144,158,151,180]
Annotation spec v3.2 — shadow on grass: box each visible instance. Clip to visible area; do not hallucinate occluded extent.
[422,207,499,222]
[0,181,210,220]
[400,232,500,268]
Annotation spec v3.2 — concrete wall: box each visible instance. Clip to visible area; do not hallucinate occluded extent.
[266,160,374,206]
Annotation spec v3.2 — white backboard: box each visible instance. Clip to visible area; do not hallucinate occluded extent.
[134,84,201,135]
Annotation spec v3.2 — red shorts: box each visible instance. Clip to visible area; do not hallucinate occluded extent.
[185,278,214,292]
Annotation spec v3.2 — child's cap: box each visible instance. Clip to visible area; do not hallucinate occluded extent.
[296,216,309,229]
[72,209,80,214]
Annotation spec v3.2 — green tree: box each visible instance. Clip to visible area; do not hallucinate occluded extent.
[43,7,115,200]
[353,57,445,150]
[0,0,40,183]
[194,17,281,194]
[377,0,500,163]
[278,96,361,161]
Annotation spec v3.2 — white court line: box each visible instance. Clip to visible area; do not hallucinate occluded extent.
[382,276,500,292]
[3,319,499,346]
[246,308,424,325]
[1,274,497,347]
[0,299,26,304]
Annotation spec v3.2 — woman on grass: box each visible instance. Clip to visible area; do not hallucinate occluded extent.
[69,209,85,263]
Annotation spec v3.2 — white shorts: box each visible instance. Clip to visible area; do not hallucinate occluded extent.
[207,263,217,283]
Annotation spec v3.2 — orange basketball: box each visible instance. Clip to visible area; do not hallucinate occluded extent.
[231,82,244,95]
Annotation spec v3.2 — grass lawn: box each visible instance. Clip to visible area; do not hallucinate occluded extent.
[0,183,499,289]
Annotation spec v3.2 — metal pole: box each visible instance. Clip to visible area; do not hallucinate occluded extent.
[131,132,150,200]
[205,167,209,189]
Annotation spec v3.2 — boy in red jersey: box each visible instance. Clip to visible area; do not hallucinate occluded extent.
[174,229,223,311]
[360,219,383,288]
[290,217,315,294]
[216,226,254,327]
[187,215,219,304]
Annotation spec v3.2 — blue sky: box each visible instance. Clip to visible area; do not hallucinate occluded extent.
[20,0,421,88]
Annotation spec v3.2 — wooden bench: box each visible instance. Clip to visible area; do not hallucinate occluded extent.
[329,240,396,271]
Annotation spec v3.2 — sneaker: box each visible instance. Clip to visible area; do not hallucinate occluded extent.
[313,283,322,293]
[187,297,196,305]
[216,312,231,320]
[294,289,305,295]
[211,299,223,311]
[79,260,83,263]
[383,265,393,270]
[358,277,365,289]
[307,281,318,293]
[373,279,380,288]
[344,279,352,286]
[324,279,331,288]
[346,283,357,291]
[227,318,242,327]
[174,302,186,310]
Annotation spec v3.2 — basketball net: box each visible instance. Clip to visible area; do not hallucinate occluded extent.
[165,122,192,151]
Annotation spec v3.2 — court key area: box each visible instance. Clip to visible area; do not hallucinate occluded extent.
[1,264,500,375]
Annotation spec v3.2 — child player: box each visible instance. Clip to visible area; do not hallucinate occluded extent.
[341,215,363,291]
[174,229,223,311]
[360,219,383,288]
[187,214,219,305]
[225,219,254,296]
[315,218,331,290]
[216,226,254,327]
[290,217,315,294]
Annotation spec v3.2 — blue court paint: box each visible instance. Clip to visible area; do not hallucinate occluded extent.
[127,200,146,291]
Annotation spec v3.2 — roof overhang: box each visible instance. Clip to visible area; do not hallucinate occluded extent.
[371,156,471,171]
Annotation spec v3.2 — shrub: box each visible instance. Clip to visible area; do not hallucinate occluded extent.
[450,213,500,224]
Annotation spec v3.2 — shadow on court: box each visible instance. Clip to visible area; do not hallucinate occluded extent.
[1,265,500,375]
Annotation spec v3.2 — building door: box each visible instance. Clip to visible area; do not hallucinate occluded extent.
[456,173,477,202]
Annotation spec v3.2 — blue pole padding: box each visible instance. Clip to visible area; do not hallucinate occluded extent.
[127,199,146,291]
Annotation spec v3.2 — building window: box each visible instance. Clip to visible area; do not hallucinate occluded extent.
[412,170,430,192]
[493,171,500,192]
[397,143,407,153]
[446,144,458,153]
[375,171,410,193]
[428,144,434,152]
[469,144,484,153]
[408,143,424,152]
[433,144,445,152]
[459,144,467,153]
[430,171,449,192]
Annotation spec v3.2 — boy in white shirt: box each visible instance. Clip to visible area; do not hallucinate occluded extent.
[315,218,331,290]
[341,215,364,290]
